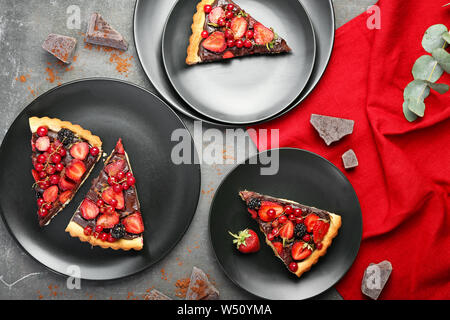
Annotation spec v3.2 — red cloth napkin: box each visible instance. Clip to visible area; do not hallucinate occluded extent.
[249,0,450,299]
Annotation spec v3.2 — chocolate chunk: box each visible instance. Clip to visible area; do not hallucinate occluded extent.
[361,260,392,300]
[144,289,172,300]
[310,114,354,146]
[42,33,77,64]
[185,267,219,300]
[85,13,128,51]
[342,149,358,169]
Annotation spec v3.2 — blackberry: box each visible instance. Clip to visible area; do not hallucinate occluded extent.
[247,198,261,210]
[58,128,75,146]
[111,223,126,239]
[294,224,307,239]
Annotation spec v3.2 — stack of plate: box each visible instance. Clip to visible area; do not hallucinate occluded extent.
[134,0,335,125]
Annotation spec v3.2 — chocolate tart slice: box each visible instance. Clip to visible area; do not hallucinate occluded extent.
[186,0,291,65]
[239,190,342,278]
[30,117,102,227]
[65,139,144,251]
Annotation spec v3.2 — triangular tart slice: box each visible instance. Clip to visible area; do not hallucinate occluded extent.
[65,139,144,251]
[30,117,102,227]
[186,0,291,65]
[239,190,342,278]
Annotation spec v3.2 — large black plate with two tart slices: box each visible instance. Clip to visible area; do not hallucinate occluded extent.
[162,0,316,124]
[209,149,362,300]
[134,0,335,125]
[0,79,201,280]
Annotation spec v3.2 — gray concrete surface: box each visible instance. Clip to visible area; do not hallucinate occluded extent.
[0,0,376,300]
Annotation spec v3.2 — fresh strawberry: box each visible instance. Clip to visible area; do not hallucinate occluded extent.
[31,169,39,182]
[43,185,58,203]
[80,199,100,220]
[101,187,125,210]
[122,212,144,234]
[304,214,320,232]
[65,159,86,182]
[279,220,294,240]
[272,241,283,255]
[97,212,120,229]
[115,139,125,155]
[208,6,224,24]
[58,176,76,191]
[105,159,126,177]
[313,220,330,244]
[292,241,313,261]
[254,23,274,45]
[36,136,50,152]
[70,142,89,160]
[229,229,260,254]
[231,16,248,39]
[202,32,227,53]
[258,201,283,222]
[247,208,257,219]
[59,190,72,203]
[223,51,235,59]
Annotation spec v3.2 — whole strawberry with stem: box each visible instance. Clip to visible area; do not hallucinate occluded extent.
[229,229,260,254]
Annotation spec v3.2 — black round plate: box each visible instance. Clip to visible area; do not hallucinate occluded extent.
[209,148,362,300]
[162,0,316,124]
[0,78,201,280]
[133,0,335,125]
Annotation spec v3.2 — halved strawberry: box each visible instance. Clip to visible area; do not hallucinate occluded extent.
[105,159,126,177]
[208,6,224,24]
[115,138,125,155]
[254,23,274,45]
[279,220,294,240]
[305,214,320,233]
[272,242,283,255]
[58,176,76,191]
[43,185,58,203]
[313,220,330,244]
[101,187,125,210]
[59,190,72,203]
[80,199,99,220]
[231,16,248,39]
[36,136,50,152]
[247,208,257,219]
[122,212,144,234]
[70,142,89,160]
[258,201,284,222]
[223,51,235,59]
[292,241,313,261]
[202,32,227,53]
[31,169,39,182]
[97,212,120,229]
[65,160,86,182]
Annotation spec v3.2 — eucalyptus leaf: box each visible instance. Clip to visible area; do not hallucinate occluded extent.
[422,24,448,53]
[427,82,450,94]
[407,98,426,117]
[443,32,450,44]
[412,55,443,82]
[431,47,450,72]
[403,100,418,122]
[404,80,430,102]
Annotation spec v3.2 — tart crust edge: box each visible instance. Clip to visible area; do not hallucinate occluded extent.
[186,0,215,65]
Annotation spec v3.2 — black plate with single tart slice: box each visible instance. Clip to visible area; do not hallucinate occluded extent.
[0,78,201,280]
[209,148,362,300]
[161,0,316,124]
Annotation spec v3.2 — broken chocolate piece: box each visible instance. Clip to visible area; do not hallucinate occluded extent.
[185,267,219,300]
[342,149,358,169]
[310,114,354,146]
[144,289,172,300]
[42,33,77,64]
[361,260,392,300]
[85,13,128,51]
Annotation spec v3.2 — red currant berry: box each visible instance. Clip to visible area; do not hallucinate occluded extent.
[100,232,108,241]
[46,165,56,175]
[48,145,56,154]
[271,220,279,228]
[90,147,100,157]
[37,198,45,207]
[316,243,323,250]
[107,235,116,243]
[122,182,130,190]
[106,206,115,214]
[289,262,298,272]
[294,208,302,217]
[38,171,47,179]
[227,39,235,47]
[267,208,276,218]
[108,176,117,186]
[225,29,234,39]
[227,4,235,11]
[225,11,234,19]
[267,233,275,241]
[126,172,133,178]
[110,199,118,208]
[217,17,226,26]
[58,148,67,157]
[289,214,296,221]
[37,154,47,164]
[116,171,125,180]
[295,217,304,224]
[113,184,123,193]
[278,215,287,224]
[55,163,64,172]
[127,176,136,186]
[226,20,232,28]
[246,30,254,39]
[284,205,293,215]
[35,163,44,172]
[84,226,93,236]
[99,207,106,213]
[37,126,48,137]
[49,175,60,185]
[95,225,103,233]
[93,232,99,239]
[271,228,279,236]
[44,203,53,210]
[201,31,209,39]
[235,39,244,48]
[51,154,61,164]
[244,39,252,48]
[203,4,212,13]
[39,207,48,217]
[96,199,104,207]
[303,234,311,242]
